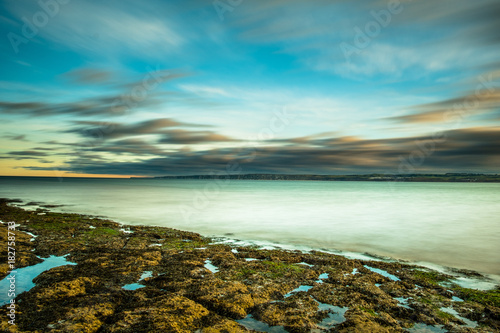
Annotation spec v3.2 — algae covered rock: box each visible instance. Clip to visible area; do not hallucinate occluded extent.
[1,201,499,333]
[107,295,209,332]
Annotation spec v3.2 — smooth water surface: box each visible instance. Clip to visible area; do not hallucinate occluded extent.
[1,177,499,276]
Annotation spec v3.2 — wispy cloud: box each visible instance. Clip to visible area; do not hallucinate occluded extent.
[2,134,27,141]
[0,68,189,118]
[389,90,500,124]
[63,68,114,85]
[3,0,185,59]
[7,150,48,156]
[179,84,231,98]
[227,0,500,80]
[68,118,212,141]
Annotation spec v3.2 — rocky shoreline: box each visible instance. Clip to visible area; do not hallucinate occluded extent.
[0,199,499,332]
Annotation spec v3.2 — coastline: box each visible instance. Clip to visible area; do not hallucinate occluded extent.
[6,193,500,279]
[1,199,499,332]
[2,177,499,279]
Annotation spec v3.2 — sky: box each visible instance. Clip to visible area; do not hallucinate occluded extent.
[0,0,499,177]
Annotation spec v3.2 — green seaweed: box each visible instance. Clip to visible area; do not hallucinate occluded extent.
[234,267,258,279]
[411,269,450,285]
[419,297,433,305]
[436,310,455,322]
[84,227,120,237]
[29,220,80,231]
[162,239,208,250]
[454,287,500,307]
[260,261,304,278]
[360,307,379,317]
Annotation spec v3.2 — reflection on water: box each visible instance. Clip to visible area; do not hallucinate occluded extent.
[284,285,313,298]
[0,255,76,305]
[1,177,499,276]
[122,271,153,290]
[203,260,219,273]
[439,307,478,328]
[235,314,287,333]
[409,323,447,333]
[363,265,400,281]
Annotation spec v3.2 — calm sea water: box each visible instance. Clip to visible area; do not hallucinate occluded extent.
[1,177,499,277]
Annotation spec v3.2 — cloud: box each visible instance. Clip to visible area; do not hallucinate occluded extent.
[179,85,231,98]
[0,68,188,118]
[0,96,128,118]
[23,126,500,176]
[63,68,113,85]
[68,118,211,140]
[228,0,500,80]
[393,0,500,47]
[89,139,166,156]
[158,129,237,144]
[2,134,27,141]
[7,150,47,156]
[3,0,185,60]
[323,43,473,80]
[233,0,352,43]
[389,89,500,124]
[4,150,48,160]
[388,110,451,124]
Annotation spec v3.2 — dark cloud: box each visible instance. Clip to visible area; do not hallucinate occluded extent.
[451,1,500,46]
[63,68,113,85]
[90,139,166,156]
[7,150,48,157]
[158,129,237,144]
[233,0,500,46]
[68,118,211,140]
[3,150,48,160]
[368,0,500,48]
[24,126,500,176]
[32,147,57,151]
[2,134,27,141]
[0,95,136,118]
[0,68,189,118]
[0,101,46,111]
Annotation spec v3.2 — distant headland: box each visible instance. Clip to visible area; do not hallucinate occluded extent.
[131,173,500,182]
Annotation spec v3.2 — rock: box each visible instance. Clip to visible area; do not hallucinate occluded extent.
[1,201,499,332]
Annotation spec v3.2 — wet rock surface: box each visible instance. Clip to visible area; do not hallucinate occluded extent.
[0,199,499,332]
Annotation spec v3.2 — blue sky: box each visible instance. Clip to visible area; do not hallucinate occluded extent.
[0,0,499,177]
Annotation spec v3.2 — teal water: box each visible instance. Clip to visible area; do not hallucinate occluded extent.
[0,255,76,306]
[1,177,499,276]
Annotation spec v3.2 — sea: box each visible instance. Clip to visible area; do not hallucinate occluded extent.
[1,176,499,281]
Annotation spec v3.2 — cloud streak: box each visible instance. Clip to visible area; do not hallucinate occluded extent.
[0,68,189,118]
[18,126,500,176]
[68,118,213,141]
[389,87,500,124]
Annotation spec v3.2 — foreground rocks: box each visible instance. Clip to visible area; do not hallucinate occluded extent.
[0,199,499,332]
